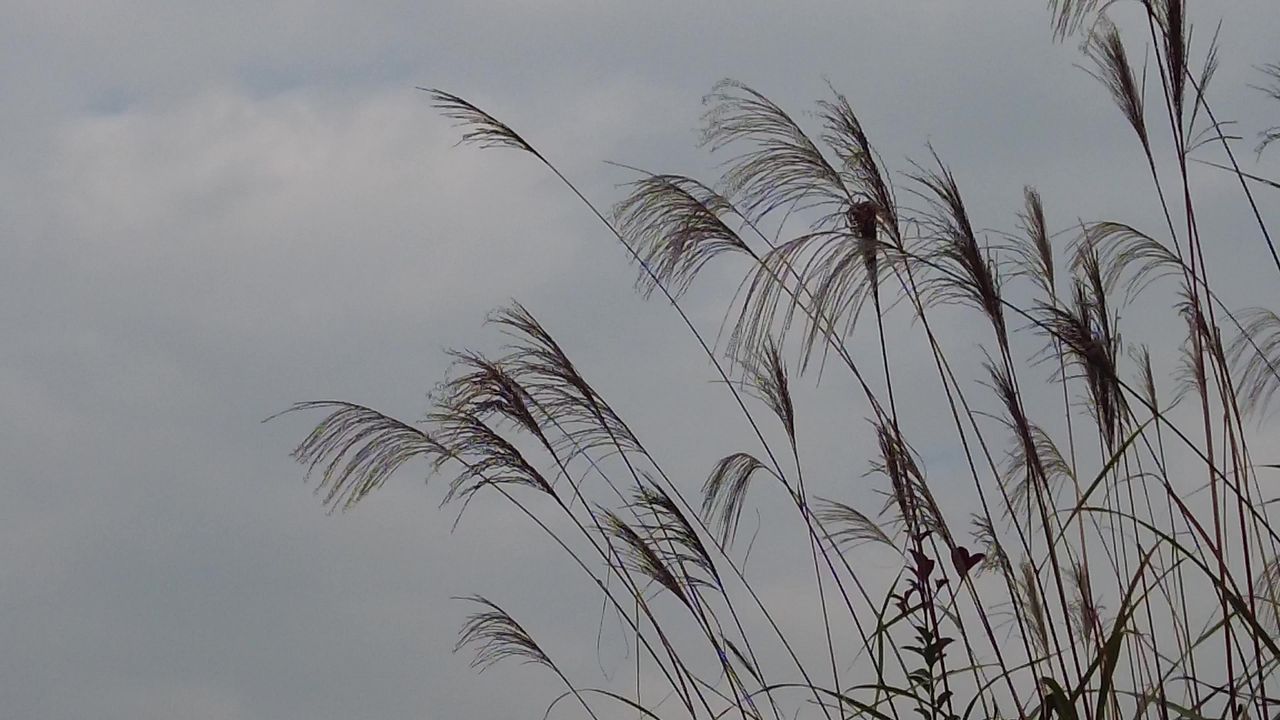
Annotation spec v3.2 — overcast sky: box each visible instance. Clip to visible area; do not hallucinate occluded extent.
[3,2,1279,719]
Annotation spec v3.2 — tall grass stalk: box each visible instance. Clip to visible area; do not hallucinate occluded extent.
[275,3,1280,718]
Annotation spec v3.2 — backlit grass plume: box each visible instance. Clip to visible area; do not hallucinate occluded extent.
[278,4,1280,719]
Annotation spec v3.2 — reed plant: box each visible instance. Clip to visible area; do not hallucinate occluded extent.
[276,2,1280,717]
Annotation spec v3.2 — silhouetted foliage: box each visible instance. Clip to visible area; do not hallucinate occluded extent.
[279,4,1280,719]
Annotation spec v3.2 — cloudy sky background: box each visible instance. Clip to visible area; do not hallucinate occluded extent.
[3,2,1279,718]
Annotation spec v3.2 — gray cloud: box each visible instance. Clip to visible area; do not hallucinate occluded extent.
[2,2,1277,719]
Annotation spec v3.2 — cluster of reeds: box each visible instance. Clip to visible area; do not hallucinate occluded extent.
[277,2,1280,718]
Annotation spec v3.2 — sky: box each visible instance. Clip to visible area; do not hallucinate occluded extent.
[3,2,1279,719]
